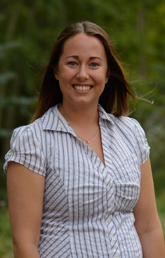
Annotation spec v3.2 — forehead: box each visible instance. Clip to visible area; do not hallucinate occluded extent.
[61,33,106,58]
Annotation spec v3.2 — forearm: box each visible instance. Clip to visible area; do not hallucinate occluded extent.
[139,227,165,258]
[13,243,40,258]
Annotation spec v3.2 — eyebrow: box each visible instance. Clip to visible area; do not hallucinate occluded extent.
[65,55,102,61]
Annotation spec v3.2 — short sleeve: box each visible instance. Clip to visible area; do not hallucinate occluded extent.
[3,125,46,176]
[131,118,150,165]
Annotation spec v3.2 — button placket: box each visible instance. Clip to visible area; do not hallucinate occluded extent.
[99,118,121,258]
[106,217,111,224]
[109,201,114,207]
[112,235,116,241]
[105,177,114,216]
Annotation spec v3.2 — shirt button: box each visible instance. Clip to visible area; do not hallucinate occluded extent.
[112,235,116,241]
[109,183,112,187]
[107,218,110,223]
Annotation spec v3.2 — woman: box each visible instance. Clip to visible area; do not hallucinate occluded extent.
[4,21,165,258]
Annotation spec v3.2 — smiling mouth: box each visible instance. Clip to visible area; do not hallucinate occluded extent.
[72,85,92,91]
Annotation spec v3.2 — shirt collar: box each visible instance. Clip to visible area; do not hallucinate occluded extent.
[42,105,76,135]
[42,104,114,132]
[97,104,115,125]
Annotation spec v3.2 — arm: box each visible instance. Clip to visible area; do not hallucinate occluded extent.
[133,158,165,258]
[7,162,45,258]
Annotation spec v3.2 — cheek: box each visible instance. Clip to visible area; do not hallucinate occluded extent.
[58,73,75,95]
[95,74,107,86]
[93,68,107,82]
[59,69,75,83]
[99,85,105,94]
[58,74,70,88]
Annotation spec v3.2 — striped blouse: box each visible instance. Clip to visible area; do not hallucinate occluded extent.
[4,104,150,258]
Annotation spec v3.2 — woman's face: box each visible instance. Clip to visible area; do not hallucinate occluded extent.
[54,33,110,109]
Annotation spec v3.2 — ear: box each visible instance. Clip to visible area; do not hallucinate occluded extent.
[106,71,110,83]
[54,68,59,80]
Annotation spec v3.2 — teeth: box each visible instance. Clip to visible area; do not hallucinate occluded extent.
[73,86,92,91]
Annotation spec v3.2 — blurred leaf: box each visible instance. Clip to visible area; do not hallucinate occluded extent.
[10,96,37,105]
[0,72,16,84]
[0,41,20,52]
[0,96,36,107]
[0,129,13,137]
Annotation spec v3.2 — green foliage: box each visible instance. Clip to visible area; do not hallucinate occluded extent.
[0,190,13,258]
[156,191,165,238]
[0,208,13,258]
[0,72,16,84]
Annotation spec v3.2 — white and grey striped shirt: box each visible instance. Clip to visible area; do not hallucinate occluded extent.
[4,104,150,258]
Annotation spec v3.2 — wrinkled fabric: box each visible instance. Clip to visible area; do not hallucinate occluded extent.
[4,104,150,258]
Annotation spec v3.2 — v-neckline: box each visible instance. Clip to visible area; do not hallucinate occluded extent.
[79,121,108,170]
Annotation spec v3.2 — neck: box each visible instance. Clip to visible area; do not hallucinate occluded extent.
[58,102,99,127]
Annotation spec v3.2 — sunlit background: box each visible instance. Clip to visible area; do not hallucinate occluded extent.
[0,0,165,256]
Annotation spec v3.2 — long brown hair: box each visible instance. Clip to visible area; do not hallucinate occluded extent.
[31,21,136,122]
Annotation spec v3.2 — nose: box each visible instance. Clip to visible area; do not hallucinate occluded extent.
[76,65,89,81]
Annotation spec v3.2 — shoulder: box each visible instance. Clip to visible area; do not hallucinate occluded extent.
[109,114,150,165]
[108,114,147,145]
[115,116,148,143]
[4,110,54,175]
[99,105,142,133]
[11,119,42,144]
[105,113,144,138]
[9,118,44,155]
[103,111,150,166]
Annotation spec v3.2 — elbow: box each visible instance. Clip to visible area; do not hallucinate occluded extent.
[135,218,163,238]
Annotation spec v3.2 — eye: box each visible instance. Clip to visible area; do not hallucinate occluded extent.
[90,62,100,67]
[68,61,77,66]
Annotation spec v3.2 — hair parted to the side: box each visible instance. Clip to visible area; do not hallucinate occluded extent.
[31,21,137,123]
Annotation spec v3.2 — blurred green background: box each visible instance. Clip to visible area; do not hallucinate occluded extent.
[0,0,165,257]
